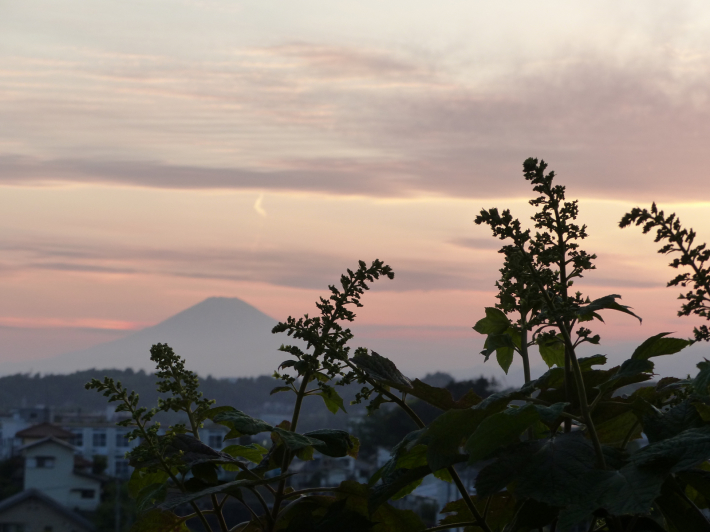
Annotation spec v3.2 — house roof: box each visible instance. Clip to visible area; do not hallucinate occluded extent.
[18,436,76,453]
[0,489,95,531]
[15,422,75,440]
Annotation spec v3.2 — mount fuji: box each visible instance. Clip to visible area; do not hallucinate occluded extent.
[2,298,290,377]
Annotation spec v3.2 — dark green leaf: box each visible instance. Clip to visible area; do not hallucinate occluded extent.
[577,294,642,323]
[305,429,355,458]
[473,307,511,335]
[643,399,706,443]
[210,407,274,438]
[272,427,324,452]
[476,432,597,505]
[222,443,268,465]
[439,493,517,532]
[655,479,710,532]
[630,426,710,473]
[632,332,693,360]
[538,335,565,368]
[596,358,654,395]
[128,469,169,500]
[557,466,666,531]
[135,482,168,512]
[465,404,539,463]
[317,386,347,414]
[351,350,412,388]
[534,402,569,426]
[270,386,292,395]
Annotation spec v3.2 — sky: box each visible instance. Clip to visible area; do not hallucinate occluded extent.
[1,1,710,382]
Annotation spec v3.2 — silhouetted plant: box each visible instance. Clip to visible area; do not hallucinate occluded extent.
[88,161,710,532]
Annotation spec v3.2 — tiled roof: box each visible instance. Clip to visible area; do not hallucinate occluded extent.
[0,489,95,531]
[15,422,75,440]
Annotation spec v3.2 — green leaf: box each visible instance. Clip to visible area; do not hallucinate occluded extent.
[272,427,324,452]
[496,346,514,374]
[222,443,268,464]
[596,358,654,395]
[351,350,412,388]
[538,335,565,368]
[419,390,523,472]
[135,482,168,512]
[534,402,569,426]
[465,404,539,463]
[655,479,710,532]
[631,332,693,360]
[128,469,169,500]
[473,307,511,335]
[557,466,666,531]
[643,399,706,443]
[629,426,710,473]
[129,509,189,532]
[476,432,598,505]
[595,410,642,446]
[270,386,292,395]
[210,407,274,439]
[577,294,642,323]
[408,379,482,410]
[305,429,356,458]
[439,493,517,532]
[334,480,426,532]
[317,385,347,414]
[369,466,432,512]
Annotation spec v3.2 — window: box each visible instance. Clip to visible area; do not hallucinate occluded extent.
[72,431,83,447]
[115,459,130,478]
[92,431,106,447]
[115,432,129,447]
[72,489,95,499]
[208,433,223,449]
[34,456,55,468]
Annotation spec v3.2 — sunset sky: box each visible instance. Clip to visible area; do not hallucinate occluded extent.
[2,1,710,382]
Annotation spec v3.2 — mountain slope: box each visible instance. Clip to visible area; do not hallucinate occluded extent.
[1,297,289,377]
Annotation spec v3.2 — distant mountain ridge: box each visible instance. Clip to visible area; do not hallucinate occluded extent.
[0,297,289,377]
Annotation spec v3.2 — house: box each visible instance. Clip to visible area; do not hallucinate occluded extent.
[15,423,75,446]
[20,437,102,512]
[0,489,95,532]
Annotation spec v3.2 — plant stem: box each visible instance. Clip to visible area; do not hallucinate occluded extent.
[270,370,312,528]
[211,494,229,532]
[520,257,606,469]
[120,389,213,531]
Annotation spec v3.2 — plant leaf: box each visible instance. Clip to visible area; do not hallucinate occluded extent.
[473,307,511,335]
[465,404,539,463]
[631,332,693,360]
[209,407,274,438]
[577,294,642,323]
[538,335,566,368]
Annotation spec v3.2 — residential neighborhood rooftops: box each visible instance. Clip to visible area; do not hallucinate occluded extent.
[0,488,96,531]
[15,422,76,441]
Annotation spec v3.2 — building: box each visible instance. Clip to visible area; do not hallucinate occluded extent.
[19,437,102,512]
[0,489,95,532]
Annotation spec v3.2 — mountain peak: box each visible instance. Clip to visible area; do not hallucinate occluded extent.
[2,297,288,377]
